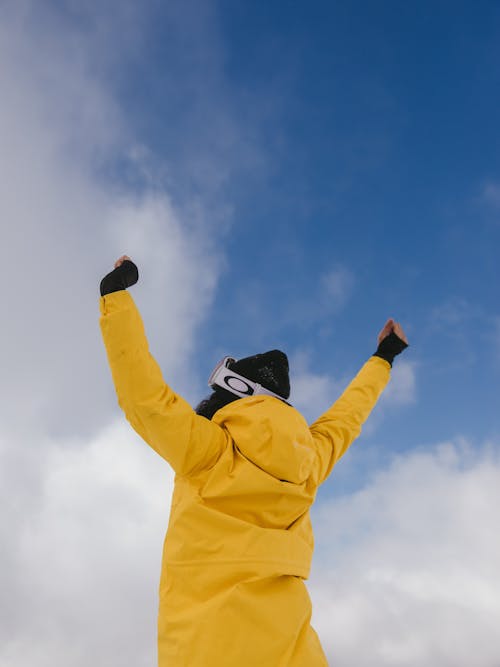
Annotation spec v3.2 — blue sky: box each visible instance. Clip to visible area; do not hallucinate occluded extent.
[1,2,499,665]
[108,1,499,455]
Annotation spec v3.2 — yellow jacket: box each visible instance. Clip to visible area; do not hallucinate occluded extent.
[100,290,391,666]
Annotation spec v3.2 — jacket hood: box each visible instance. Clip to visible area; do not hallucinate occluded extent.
[212,396,315,485]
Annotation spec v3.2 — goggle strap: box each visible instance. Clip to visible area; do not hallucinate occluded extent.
[208,359,286,402]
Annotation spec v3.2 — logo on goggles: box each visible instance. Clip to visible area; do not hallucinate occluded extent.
[208,356,287,402]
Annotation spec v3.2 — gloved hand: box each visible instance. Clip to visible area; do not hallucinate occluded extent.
[100,255,139,296]
[373,318,409,366]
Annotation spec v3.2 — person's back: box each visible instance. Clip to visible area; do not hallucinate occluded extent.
[99,256,408,666]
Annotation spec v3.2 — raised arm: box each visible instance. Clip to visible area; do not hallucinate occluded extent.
[309,319,408,486]
[99,257,227,476]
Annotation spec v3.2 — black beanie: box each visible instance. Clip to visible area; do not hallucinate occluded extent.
[228,349,290,400]
[195,349,290,420]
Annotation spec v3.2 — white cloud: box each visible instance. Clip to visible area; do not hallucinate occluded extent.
[4,427,499,667]
[0,420,173,667]
[309,439,500,666]
[0,3,224,440]
[0,5,223,665]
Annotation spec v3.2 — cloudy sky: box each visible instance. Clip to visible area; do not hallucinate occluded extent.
[1,1,499,665]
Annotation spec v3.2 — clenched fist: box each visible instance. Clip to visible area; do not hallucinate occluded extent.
[100,256,139,296]
[377,318,408,346]
[374,318,409,366]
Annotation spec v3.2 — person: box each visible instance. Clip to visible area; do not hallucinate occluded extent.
[99,255,409,667]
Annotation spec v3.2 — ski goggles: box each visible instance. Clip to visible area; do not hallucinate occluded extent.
[208,356,287,402]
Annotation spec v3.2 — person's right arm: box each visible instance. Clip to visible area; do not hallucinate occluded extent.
[309,320,408,486]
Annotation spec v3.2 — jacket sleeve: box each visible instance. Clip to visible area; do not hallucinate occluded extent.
[309,356,391,486]
[99,290,228,476]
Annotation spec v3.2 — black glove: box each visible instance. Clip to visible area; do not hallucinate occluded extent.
[373,331,408,367]
[100,260,139,296]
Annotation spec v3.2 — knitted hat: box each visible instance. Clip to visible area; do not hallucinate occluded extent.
[195,349,290,420]
[228,349,290,400]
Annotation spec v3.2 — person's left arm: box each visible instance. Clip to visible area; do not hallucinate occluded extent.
[99,262,227,476]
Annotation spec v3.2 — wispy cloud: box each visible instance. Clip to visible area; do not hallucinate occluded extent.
[322,265,356,309]
[291,351,416,430]
[290,350,347,422]
[426,297,500,368]
[493,317,500,363]
[481,182,500,210]
[429,297,482,331]
[380,360,417,406]
[309,438,500,666]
